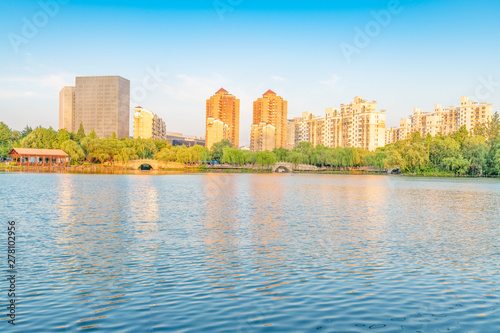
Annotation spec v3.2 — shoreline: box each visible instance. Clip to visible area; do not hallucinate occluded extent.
[1,164,498,178]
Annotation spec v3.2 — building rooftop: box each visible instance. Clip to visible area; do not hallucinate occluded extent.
[8,148,69,157]
[264,89,276,95]
[216,88,228,94]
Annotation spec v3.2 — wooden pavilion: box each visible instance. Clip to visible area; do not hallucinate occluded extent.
[8,148,70,166]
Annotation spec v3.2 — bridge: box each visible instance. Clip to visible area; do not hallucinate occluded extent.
[272,162,318,173]
[127,159,185,170]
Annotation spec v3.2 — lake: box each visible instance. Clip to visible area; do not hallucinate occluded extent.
[1,173,499,332]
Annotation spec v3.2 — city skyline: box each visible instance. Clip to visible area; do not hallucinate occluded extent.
[1,0,500,146]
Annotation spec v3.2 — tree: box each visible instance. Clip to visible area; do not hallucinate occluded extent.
[491,147,500,175]
[88,129,98,139]
[114,147,134,165]
[0,122,13,145]
[293,142,314,164]
[56,129,71,148]
[475,112,500,144]
[60,140,85,163]
[255,151,276,168]
[76,123,86,141]
[453,125,469,146]
[175,146,191,163]
[20,126,32,139]
[154,147,177,162]
[462,136,488,175]
[80,137,99,162]
[273,147,289,162]
[132,139,158,159]
[443,156,470,175]
[365,149,387,170]
[222,147,246,165]
[188,145,206,162]
[153,139,169,152]
[20,127,59,149]
[211,140,233,162]
[287,152,303,166]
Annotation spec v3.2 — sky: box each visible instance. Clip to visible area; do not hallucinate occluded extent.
[0,0,499,146]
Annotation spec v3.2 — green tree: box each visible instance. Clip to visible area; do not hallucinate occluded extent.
[154,147,177,162]
[60,140,85,163]
[88,129,98,139]
[452,125,469,146]
[365,149,387,170]
[255,151,276,168]
[222,147,246,165]
[80,137,99,162]
[76,123,86,141]
[20,126,33,139]
[211,140,233,162]
[462,136,488,175]
[287,152,304,166]
[273,147,289,162]
[175,146,191,163]
[0,122,13,144]
[132,139,158,159]
[56,129,71,148]
[20,127,59,149]
[188,145,206,162]
[443,155,470,175]
[293,142,314,164]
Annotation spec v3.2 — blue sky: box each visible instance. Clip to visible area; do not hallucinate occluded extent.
[0,0,499,146]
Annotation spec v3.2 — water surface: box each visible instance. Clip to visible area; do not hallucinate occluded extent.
[1,173,499,332]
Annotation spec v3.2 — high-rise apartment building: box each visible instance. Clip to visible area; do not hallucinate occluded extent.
[59,76,130,138]
[133,107,167,140]
[385,127,399,145]
[285,119,296,149]
[206,117,230,149]
[398,118,412,141]
[398,97,493,139]
[59,86,75,132]
[206,88,240,149]
[288,97,386,151]
[288,112,324,148]
[251,90,287,151]
[336,97,386,151]
[250,122,276,152]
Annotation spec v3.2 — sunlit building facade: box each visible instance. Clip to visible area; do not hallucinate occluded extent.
[206,117,230,149]
[285,119,296,149]
[287,97,386,151]
[398,97,493,139]
[251,90,287,151]
[133,107,167,140]
[59,86,75,132]
[59,76,130,138]
[206,88,240,148]
[385,127,399,145]
[250,122,276,152]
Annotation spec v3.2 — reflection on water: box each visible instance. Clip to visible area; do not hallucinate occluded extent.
[1,173,499,332]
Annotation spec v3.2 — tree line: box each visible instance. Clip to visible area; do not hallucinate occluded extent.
[1,112,499,175]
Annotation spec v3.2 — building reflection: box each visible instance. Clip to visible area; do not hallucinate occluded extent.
[201,174,242,292]
[54,175,156,329]
[128,176,160,239]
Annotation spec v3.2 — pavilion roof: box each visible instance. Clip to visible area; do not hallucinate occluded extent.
[8,148,69,157]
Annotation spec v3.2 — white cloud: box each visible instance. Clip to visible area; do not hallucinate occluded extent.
[0,90,44,99]
[321,74,342,89]
[159,73,228,102]
[0,73,74,91]
[271,75,286,82]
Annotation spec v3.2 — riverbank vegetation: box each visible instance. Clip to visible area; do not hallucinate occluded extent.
[1,112,499,176]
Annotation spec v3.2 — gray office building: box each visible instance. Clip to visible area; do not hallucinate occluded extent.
[59,76,130,138]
